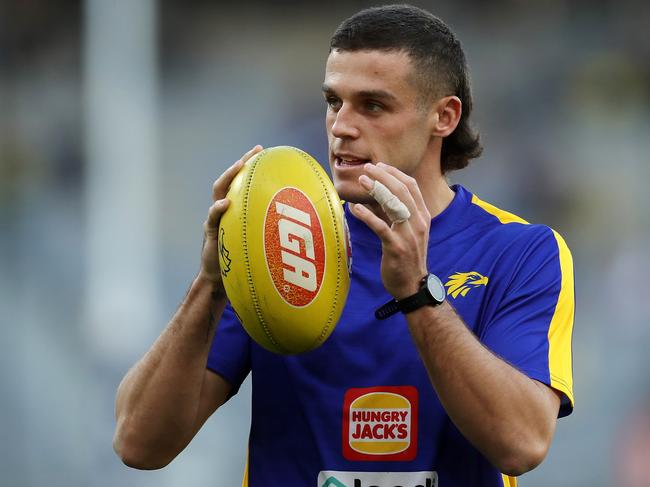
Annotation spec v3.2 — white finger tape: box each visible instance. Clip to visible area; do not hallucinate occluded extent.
[368,180,411,223]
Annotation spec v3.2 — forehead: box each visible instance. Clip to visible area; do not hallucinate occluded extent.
[324,49,419,100]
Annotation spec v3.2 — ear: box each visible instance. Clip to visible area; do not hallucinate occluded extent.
[431,96,462,138]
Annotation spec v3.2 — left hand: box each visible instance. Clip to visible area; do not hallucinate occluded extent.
[349,162,431,299]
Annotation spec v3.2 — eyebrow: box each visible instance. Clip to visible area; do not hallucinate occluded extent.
[321,84,398,102]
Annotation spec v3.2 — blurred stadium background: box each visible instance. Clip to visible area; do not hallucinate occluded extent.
[2,0,650,485]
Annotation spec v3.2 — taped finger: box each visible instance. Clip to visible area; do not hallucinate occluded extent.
[368,180,411,223]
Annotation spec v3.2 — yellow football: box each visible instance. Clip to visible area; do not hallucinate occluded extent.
[218,146,351,354]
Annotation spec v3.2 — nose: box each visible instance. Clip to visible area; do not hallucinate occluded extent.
[330,104,361,139]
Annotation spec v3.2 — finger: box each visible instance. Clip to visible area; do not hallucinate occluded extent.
[349,202,395,243]
[376,162,429,218]
[204,198,231,235]
[363,163,417,217]
[212,161,244,201]
[359,175,410,223]
[241,144,264,163]
[212,145,264,201]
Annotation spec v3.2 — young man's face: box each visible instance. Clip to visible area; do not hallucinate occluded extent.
[323,49,436,204]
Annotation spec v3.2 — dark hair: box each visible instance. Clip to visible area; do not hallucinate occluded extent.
[330,4,483,173]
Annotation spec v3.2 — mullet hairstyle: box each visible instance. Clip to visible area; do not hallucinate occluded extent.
[329,4,483,173]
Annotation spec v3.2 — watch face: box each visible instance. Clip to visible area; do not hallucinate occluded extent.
[426,274,446,302]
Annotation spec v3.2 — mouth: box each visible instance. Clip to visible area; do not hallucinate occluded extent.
[333,154,371,168]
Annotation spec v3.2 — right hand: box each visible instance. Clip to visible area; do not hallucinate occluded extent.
[199,145,264,285]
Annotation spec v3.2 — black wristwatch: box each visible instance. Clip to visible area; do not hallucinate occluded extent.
[375,274,446,320]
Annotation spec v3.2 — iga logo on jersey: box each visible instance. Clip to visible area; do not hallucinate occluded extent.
[264,187,326,307]
[342,386,418,461]
[318,470,437,487]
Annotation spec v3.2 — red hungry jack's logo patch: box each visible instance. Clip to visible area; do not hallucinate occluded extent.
[264,187,325,307]
[342,386,418,462]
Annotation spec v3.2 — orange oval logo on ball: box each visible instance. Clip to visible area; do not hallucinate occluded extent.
[264,187,326,307]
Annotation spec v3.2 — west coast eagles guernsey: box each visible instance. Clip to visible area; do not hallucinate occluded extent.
[207,184,575,487]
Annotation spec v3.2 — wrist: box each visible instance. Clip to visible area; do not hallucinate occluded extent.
[376,273,447,320]
[393,277,426,300]
[195,271,227,300]
[392,271,428,300]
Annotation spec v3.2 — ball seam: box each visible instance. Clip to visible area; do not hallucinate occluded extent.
[290,147,344,351]
[243,150,287,354]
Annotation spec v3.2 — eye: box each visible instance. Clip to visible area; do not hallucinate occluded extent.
[365,101,384,113]
[325,96,342,111]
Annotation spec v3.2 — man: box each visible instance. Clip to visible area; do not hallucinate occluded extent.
[113,5,574,486]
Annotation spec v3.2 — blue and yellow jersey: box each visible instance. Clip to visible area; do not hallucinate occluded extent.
[207,184,575,487]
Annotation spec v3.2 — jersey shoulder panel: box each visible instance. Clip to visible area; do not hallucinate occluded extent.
[470,193,529,225]
[467,192,575,415]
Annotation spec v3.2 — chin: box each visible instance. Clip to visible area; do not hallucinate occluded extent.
[333,182,373,204]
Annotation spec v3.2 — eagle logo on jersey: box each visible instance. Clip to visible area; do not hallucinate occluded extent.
[444,271,488,298]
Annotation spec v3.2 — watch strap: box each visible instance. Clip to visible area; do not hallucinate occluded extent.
[395,291,434,314]
[375,274,445,320]
[374,291,432,320]
[374,275,426,320]
[374,299,401,320]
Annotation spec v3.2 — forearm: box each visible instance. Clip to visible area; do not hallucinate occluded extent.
[113,273,226,467]
[406,302,558,475]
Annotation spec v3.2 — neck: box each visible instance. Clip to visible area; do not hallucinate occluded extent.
[423,176,455,218]
[413,137,455,219]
